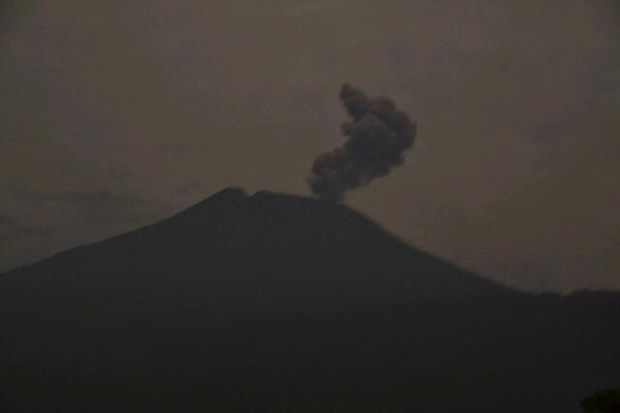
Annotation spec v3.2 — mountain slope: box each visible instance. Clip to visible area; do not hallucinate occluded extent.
[2,188,512,315]
[1,188,619,413]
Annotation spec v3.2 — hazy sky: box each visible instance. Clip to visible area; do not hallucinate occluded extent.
[1,0,619,291]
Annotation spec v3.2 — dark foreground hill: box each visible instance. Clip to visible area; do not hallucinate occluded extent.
[1,188,619,412]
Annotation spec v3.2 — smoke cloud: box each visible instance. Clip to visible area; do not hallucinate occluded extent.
[309,84,417,202]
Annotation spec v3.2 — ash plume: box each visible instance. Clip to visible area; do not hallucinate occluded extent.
[309,84,417,202]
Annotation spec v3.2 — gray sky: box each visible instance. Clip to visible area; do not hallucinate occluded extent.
[1,0,619,291]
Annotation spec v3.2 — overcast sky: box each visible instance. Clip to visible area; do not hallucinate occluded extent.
[1,0,619,291]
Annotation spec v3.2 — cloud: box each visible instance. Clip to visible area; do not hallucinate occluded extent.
[0,213,54,244]
[309,84,417,201]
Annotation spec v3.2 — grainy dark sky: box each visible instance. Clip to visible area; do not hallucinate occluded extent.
[1,0,619,291]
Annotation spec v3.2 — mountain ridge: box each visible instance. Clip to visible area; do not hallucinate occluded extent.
[2,188,514,303]
[4,188,615,300]
[1,188,619,413]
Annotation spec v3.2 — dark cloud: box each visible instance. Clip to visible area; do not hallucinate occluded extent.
[0,1,16,36]
[17,189,148,208]
[3,188,158,232]
[309,84,417,201]
[0,214,54,244]
[0,187,167,272]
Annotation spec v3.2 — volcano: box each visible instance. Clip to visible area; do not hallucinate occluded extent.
[1,188,619,412]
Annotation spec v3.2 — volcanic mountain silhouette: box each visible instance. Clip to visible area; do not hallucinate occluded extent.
[1,188,619,412]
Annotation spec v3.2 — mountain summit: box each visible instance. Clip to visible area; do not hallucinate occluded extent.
[1,189,619,412]
[3,188,510,315]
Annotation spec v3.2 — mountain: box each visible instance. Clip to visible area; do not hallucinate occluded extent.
[1,188,619,412]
